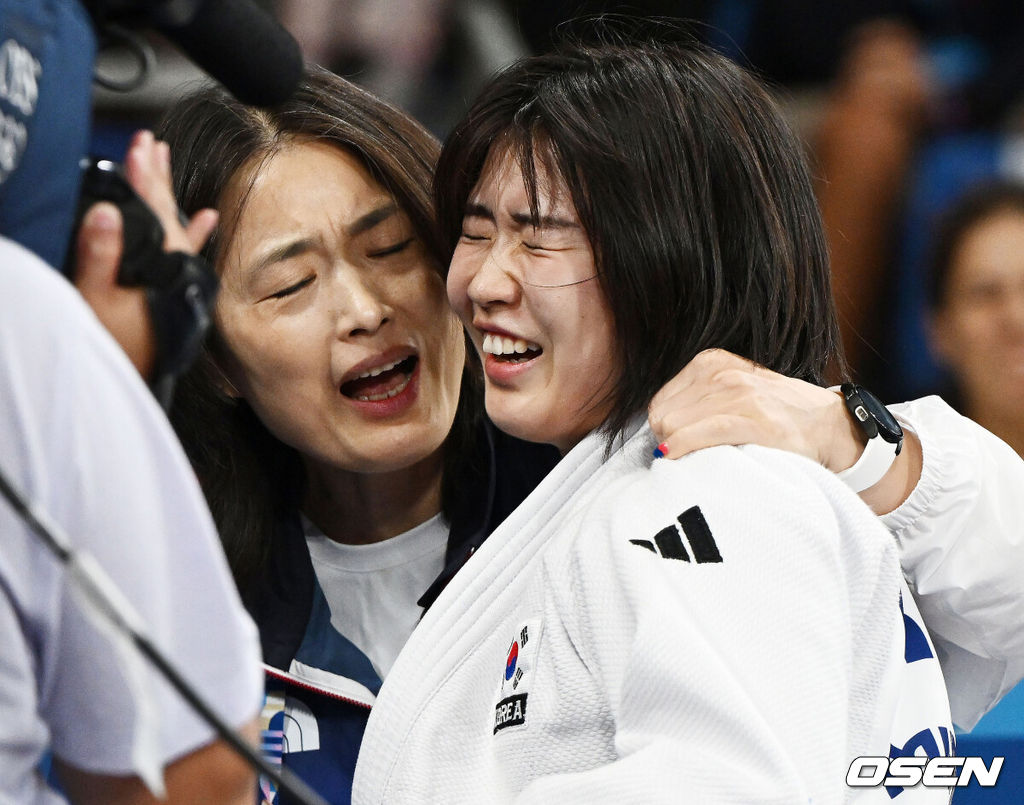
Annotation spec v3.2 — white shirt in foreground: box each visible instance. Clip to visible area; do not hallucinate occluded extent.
[0,238,262,803]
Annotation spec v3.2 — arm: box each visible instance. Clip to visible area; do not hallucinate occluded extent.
[884,396,1024,729]
[55,721,258,805]
[648,348,1024,728]
[647,348,919,514]
[0,240,262,796]
[522,448,899,802]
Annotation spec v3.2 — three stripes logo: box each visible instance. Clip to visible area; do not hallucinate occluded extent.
[630,505,722,563]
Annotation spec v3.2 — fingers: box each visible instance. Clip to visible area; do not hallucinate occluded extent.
[74,202,124,291]
[73,202,156,377]
[651,385,793,460]
[123,129,218,256]
[185,208,220,253]
[648,348,843,467]
[648,348,757,417]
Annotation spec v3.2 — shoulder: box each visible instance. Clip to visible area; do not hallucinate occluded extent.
[0,237,92,330]
[598,441,844,529]
[565,438,890,583]
[0,237,134,393]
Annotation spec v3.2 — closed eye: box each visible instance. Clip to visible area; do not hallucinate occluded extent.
[460,231,489,241]
[368,237,413,258]
[266,275,314,300]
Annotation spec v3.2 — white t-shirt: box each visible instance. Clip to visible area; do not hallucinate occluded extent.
[0,238,263,803]
[305,512,449,680]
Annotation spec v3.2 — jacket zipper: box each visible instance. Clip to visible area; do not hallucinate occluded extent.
[264,666,373,710]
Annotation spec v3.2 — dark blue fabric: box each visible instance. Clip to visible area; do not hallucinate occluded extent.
[0,0,95,270]
[271,688,371,805]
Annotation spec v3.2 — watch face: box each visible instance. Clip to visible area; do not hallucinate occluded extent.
[847,384,903,444]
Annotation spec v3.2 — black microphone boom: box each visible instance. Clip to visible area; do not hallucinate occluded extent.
[83,0,304,107]
[153,0,303,107]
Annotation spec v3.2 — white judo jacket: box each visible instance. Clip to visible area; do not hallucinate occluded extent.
[354,419,953,804]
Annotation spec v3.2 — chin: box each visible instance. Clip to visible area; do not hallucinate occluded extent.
[371,430,450,473]
[487,409,559,448]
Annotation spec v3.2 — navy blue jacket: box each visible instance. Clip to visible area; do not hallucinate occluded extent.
[250,422,559,804]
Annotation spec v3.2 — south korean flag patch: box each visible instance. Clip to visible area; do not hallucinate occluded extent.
[493,618,541,735]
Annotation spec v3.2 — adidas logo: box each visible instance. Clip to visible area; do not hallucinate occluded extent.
[630,505,722,563]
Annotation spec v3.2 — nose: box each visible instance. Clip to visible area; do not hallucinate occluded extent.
[465,241,521,309]
[332,272,390,337]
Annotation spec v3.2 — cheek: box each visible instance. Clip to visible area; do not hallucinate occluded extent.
[446,255,474,322]
[937,309,995,368]
[217,308,311,395]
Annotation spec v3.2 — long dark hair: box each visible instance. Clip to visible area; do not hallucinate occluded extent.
[435,31,843,440]
[158,66,482,599]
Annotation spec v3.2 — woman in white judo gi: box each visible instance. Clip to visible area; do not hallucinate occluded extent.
[354,33,956,804]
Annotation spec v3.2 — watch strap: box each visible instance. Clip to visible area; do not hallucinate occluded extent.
[829,385,901,493]
[835,430,899,493]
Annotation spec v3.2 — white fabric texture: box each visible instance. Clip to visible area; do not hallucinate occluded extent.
[888,396,1024,730]
[0,239,262,803]
[305,511,448,679]
[354,419,952,804]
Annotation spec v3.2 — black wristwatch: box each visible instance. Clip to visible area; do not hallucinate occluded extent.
[836,383,904,492]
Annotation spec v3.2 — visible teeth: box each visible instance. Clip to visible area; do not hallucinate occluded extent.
[356,372,412,402]
[482,333,540,356]
[356,359,402,379]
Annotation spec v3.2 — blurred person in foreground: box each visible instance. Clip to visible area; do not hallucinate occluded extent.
[0,1,263,801]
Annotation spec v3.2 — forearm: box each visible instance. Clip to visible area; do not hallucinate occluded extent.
[56,719,259,805]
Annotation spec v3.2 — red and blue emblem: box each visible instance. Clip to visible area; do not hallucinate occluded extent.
[505,641,519,681]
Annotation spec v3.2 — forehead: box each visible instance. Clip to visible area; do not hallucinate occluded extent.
[217,140,401,270]
[472,143,574,214]
[953,208,1024,276]
[226,140,385,220]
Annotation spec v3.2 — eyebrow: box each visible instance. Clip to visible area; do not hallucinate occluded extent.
[248,237,319,277]
[246,202,400,277]
[347,202,399,237]
[463,201,580,231]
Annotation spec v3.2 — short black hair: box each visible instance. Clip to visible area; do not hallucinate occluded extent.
[927,179,1024,310]
[435,30,843,440]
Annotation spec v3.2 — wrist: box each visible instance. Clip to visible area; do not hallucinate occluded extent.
[826,387,869,473]
[828,384,904,493]
[859,428,922,515]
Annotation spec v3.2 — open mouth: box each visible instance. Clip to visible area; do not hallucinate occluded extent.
[482,333,542,364]
[340,356,418,401]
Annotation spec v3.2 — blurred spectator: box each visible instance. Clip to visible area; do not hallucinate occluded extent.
[925,181,1024,457]
[276,0,451,110]
[737,0,1024,392]
[274,0,526,135]
[812,19,930,378]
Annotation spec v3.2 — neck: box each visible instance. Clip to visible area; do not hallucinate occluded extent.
[301,449,445,545]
